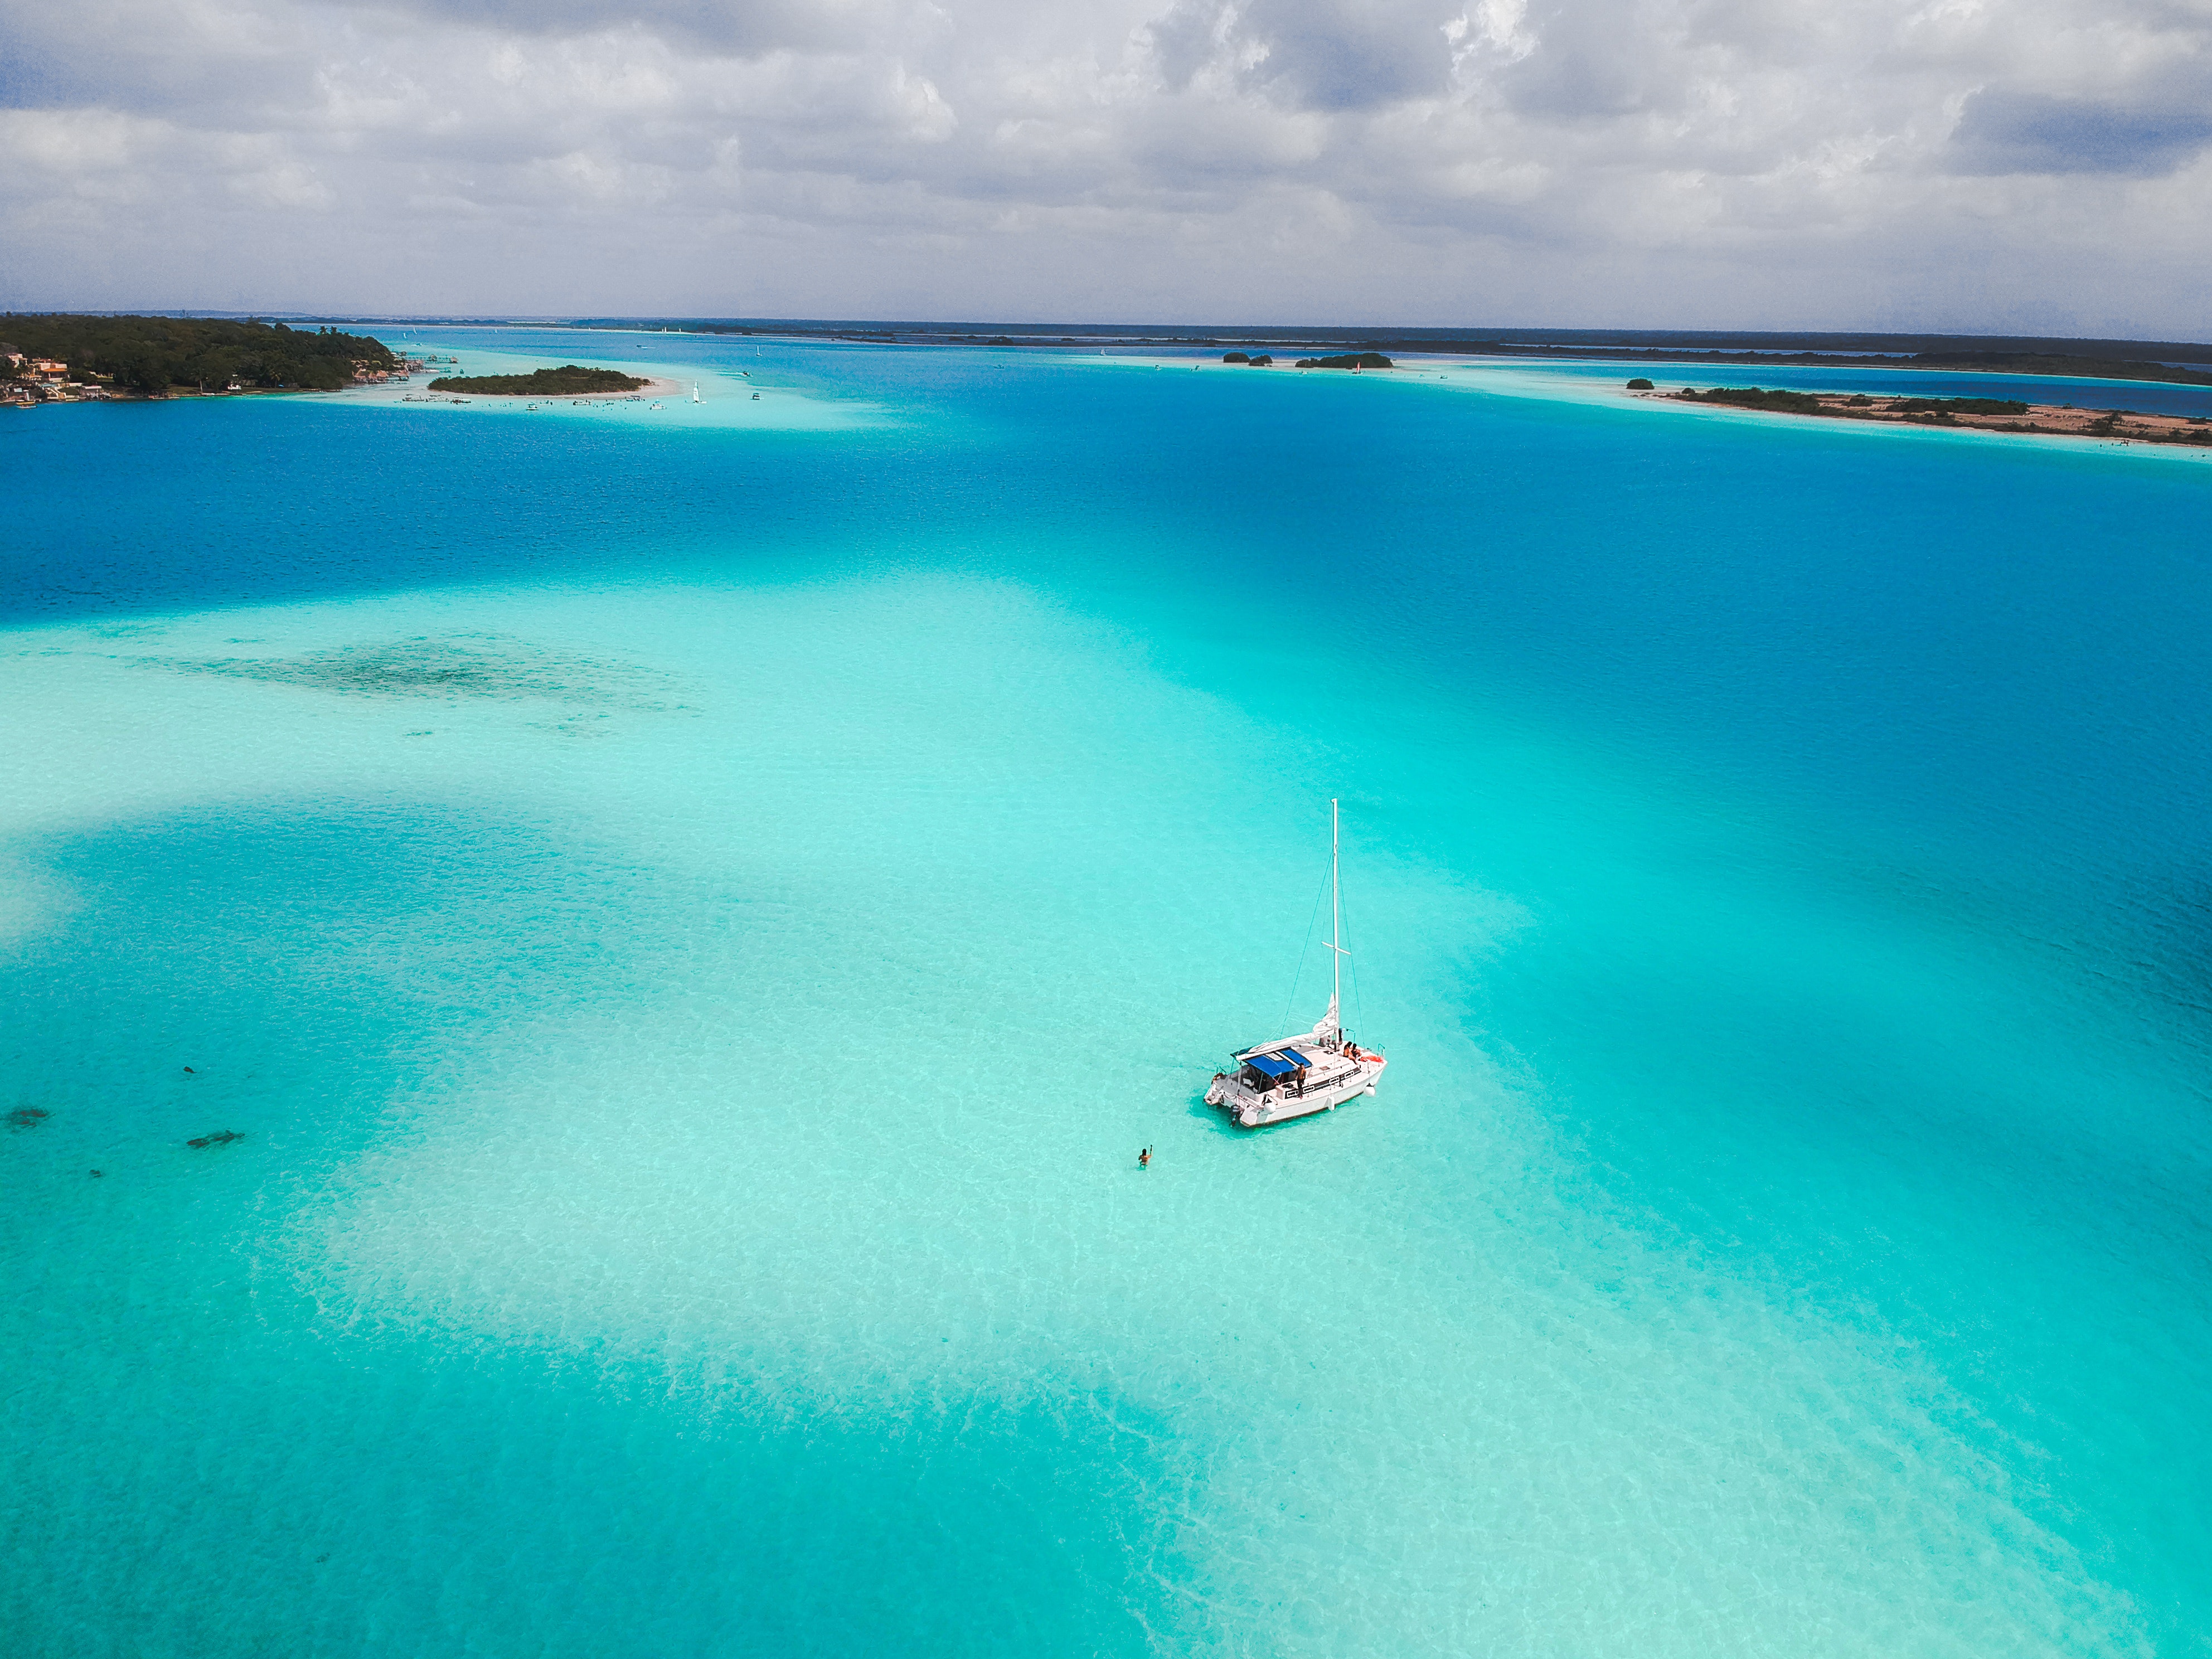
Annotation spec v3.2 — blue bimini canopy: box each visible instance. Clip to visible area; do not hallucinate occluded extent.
[1244,1051,1303,1079]
[1279,1049,1312,1068]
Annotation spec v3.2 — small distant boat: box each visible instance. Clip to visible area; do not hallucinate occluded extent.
[1204,799,1385,1128]
[691,384,702,404]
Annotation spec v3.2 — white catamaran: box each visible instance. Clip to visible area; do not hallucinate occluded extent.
[1204,799,1386,1128]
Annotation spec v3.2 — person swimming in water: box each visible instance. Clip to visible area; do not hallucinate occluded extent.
[1138,1147,1151,1168]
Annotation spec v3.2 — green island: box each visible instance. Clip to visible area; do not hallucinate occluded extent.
[426,365,648,395]
[1678,385,2030,417]
[2,314,396,394]
[1295,352,1394,370]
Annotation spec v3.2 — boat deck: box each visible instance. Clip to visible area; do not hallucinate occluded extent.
[1208,1039,1384,1127]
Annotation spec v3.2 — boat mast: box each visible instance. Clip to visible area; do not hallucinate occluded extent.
[1326,797,1347,1045]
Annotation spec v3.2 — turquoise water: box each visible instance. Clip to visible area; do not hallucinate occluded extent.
[4,334,2210,1657]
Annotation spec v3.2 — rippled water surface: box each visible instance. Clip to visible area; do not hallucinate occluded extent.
[4,333,2210,1657]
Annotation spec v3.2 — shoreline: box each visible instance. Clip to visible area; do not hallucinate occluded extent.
[1638,387,2212,449]
[522,323,2212,390]
[7,382,381,408]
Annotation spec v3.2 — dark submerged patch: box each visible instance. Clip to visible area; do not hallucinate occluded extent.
[139,636,677,709]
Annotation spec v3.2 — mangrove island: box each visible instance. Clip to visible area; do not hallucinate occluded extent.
[1296,352,1393,371]
[1653,384,2212,447]
[426,365,648,395]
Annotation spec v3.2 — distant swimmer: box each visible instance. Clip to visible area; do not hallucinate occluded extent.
[183,1066,195,1074]
[89,1170,103,1178]
[1138,1147,1151,1169]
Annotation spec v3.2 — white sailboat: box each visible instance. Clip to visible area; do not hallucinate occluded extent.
[1205,799,1385,1128]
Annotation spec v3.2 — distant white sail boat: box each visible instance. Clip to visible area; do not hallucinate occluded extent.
[1205,799,1386,1128]
[691,383,702,403]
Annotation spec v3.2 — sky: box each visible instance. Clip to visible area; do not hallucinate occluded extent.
[3,0,2211,332]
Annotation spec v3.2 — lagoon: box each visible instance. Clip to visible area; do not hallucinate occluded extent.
[4,331,2209,1656]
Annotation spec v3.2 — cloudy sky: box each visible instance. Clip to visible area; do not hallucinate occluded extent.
[4,0,2211,330]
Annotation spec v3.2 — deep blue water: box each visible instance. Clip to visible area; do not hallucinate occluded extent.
[4,333,2209,1656]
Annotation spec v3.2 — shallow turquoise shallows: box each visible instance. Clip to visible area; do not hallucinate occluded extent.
[5,334,2211,1658]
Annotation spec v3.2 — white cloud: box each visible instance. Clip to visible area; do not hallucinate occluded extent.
[1,0,2209,329]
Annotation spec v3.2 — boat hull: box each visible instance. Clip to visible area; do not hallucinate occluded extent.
[1208,1057,1385,1128]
